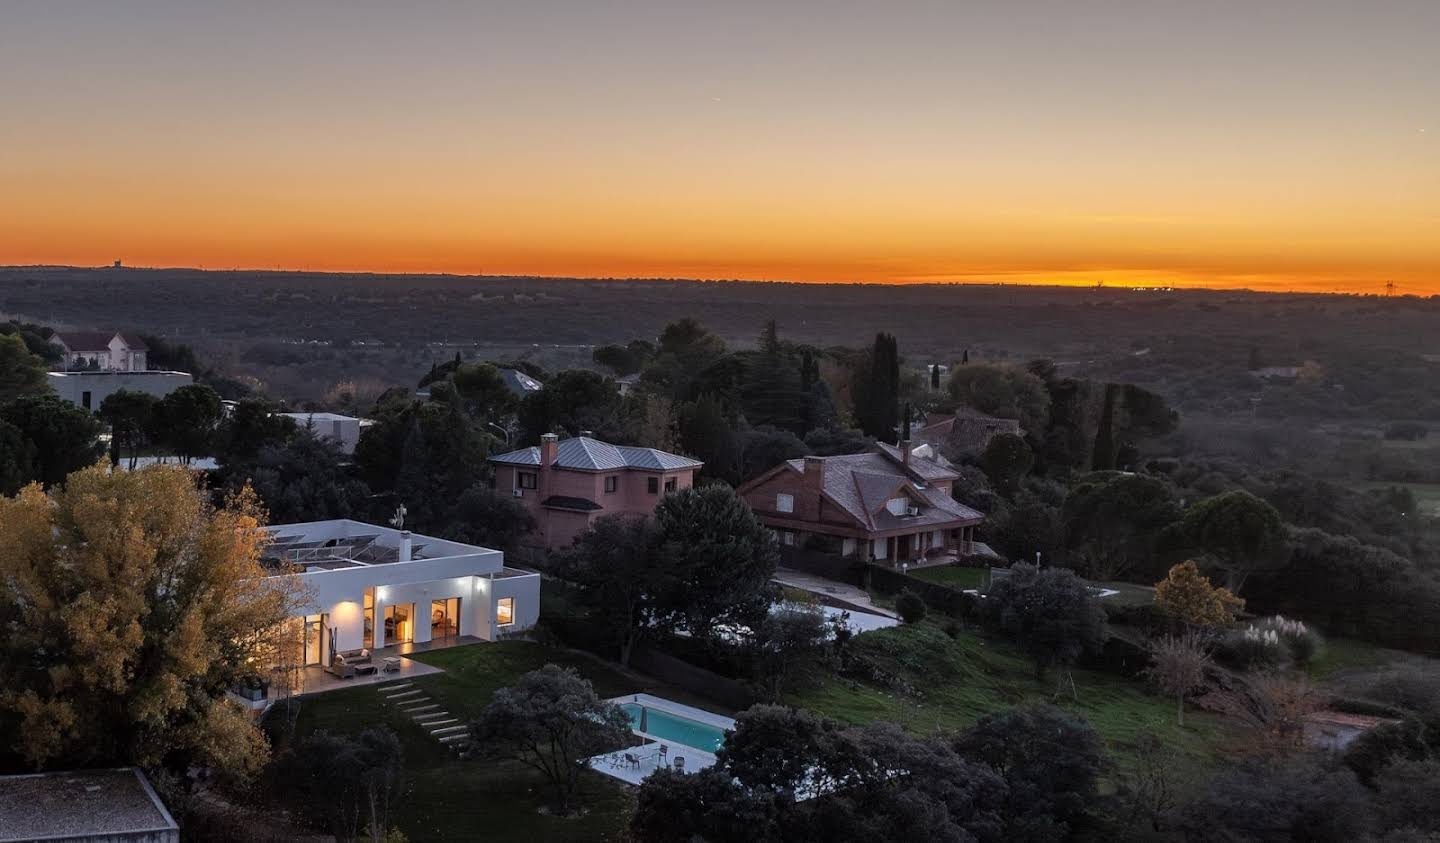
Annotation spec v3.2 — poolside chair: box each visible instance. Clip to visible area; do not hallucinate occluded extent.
[658,744,669,761]
[624,753,641,769]
[673,756,685,773]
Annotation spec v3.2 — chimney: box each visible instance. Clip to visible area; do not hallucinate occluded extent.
[901,439,912,469]
[579,430,594,439]
[803,456,825,492]
[399,530,412,563]
[540,433,559,466]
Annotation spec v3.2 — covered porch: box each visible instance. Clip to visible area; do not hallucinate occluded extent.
[229,636,482,710]
[854,524,979,565]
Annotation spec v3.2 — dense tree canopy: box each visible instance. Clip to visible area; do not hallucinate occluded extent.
[0,465,301,775]
[1179,489,1289,594]
[555,514,663,666]
[99,390,160,469]
[0,334,49,403]
[652,485,779,638]
[469,665,631,815]
[947,363,1051,436]
[0,394,103,487]
[1061,472,1182,581]
[983,563,1107,687]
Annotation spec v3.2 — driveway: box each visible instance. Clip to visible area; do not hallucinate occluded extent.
[773,567,899,620]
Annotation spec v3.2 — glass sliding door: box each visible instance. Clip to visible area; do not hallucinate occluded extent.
[384,603,414,645]
[363,588,375,650]
[431,598,460,640]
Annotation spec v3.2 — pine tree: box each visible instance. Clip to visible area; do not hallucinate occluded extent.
[930,364,940,390]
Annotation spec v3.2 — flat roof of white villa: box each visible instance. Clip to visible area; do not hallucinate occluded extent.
[46,369,191,377]
[279,411,362,422]
[261,519,497,574]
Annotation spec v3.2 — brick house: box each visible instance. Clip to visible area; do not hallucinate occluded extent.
[737,442,983,564]
[490,433,702,550]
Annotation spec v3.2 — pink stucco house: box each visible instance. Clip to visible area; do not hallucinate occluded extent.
[490,433,703,550]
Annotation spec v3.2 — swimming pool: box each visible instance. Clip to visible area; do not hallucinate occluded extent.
[620,703,727,753]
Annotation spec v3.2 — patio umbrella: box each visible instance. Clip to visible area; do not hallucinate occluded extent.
[639,707,649,734]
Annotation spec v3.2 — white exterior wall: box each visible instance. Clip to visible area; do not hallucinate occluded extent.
[281,413,362,454]
[46,371,192,410]
[291,549,540,654]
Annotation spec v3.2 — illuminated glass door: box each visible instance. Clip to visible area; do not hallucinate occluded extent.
[384,603,414,645]
[431,598,460,640]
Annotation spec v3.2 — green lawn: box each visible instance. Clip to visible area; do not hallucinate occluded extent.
[275,642,671,843]
[908,565,989,590]
[787,622,1236,783]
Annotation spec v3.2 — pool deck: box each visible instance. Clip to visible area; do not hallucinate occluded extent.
[588,694,735,786]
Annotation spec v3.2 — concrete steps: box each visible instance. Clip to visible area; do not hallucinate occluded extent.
[376,683,469,753]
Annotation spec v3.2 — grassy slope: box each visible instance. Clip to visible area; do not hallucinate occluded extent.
[908,566,988,590]
[281,643,644,843]
[787,622,1236,783]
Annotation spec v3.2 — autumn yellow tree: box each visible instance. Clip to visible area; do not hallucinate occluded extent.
[0,463,304,776]
[1154,560,1245,627]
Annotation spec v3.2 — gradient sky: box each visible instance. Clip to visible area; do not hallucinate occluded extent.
[2,1,1437,292]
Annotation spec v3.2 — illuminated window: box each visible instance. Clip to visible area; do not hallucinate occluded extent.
[776,493,794,513]
[496,597,515,626]
[663,477,677,492]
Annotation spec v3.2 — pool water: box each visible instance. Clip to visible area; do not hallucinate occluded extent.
[620,703,727,753]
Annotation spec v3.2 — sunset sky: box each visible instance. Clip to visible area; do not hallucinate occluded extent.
[3,1,1436,292]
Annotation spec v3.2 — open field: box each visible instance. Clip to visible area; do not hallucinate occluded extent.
[788,622,1239,784]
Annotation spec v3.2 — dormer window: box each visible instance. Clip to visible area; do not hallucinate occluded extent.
[886,497,908,516]
[776,493,794,513]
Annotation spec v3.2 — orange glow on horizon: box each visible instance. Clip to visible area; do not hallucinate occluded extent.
[3,3,1436,296]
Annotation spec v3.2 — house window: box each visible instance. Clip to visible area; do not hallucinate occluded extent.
[517,471,538,490]
[779,529,796,546]
[604,475,618,493]
[647,477,659,494]
[81,391,92,410]
[664,477,677,493]
[776,493,794,513]
[496,597,515,626]
[886,497,909,516]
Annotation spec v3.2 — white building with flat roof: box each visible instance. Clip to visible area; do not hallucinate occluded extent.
[279,411,367,454]
[47,370,193,412]
[263,519,539,666]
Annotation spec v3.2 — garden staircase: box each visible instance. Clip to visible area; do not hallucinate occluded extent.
[377,680,470,753]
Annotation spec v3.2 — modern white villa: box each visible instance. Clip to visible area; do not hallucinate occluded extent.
[263,519,539,669]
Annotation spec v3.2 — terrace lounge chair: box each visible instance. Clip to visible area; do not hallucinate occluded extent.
[673,756,685,773]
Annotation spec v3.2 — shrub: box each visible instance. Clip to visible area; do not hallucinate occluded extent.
[1216,625,1288,671]
[1154,561,1244,627]
[1254,615,1324,667]
[896,590,928,624]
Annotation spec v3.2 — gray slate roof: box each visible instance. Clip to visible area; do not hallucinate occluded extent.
[490,436,703,472]
[780,448,981,531]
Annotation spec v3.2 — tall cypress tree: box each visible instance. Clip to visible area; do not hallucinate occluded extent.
[1091,384,1118,471]
[855,333,900,441]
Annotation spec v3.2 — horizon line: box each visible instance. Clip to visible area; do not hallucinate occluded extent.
[0,263,1424,300]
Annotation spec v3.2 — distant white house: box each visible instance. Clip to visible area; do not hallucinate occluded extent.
[47,370,193,412]
[264,519,540,665]
[50,331,149,372]
[280,411,368,454]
